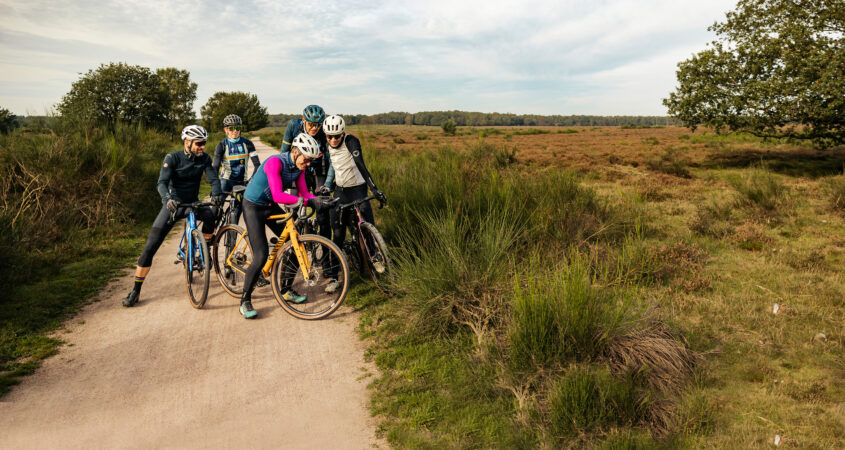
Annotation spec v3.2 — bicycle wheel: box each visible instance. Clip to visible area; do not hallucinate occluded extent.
[212,224,251,297]
[271,234,350,320]
[359,222,393,294]
[342,239,363,274]
[185,228,210,308]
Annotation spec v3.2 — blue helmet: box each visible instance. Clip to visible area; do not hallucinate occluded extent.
[302,105,326,123]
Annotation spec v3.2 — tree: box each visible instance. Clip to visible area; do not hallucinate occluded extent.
[58,63,170,129]
[200,91,269,132]
[0,108,19,135]
[664,0,845,147]
[156,68,197,131]
[441,119,457,136]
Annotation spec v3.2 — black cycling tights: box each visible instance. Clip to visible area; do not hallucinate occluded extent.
[137,204,216,267]
[242,199,287,296]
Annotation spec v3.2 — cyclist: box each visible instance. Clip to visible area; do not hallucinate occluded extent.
[122,125,223,307]
[280,105,332,244]
[211,114,261,224]
[239,132,333,319]
[321,114,386,293]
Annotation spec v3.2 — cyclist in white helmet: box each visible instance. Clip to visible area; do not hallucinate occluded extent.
[237,132,333,319]
[211,114,261,224]
[122,125,223,307]
[321,115,386,293]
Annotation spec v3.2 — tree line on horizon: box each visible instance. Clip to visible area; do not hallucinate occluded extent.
[267,111,679,128]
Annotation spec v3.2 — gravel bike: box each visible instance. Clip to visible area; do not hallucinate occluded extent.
[212,185,246,289]
[211,200,350,320]
[336,195,392,294]
[172,201,213,309]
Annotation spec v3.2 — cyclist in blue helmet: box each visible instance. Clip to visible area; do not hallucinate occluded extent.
[280,105,332,244]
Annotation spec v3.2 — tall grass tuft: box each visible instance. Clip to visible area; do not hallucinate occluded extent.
[548,365,648,436]
[729,165,790,212]
[507,253,639,371]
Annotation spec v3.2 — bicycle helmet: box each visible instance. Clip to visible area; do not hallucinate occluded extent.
[292,132,321,158]
[323,115,345,136]
[302,105,326,123]
[181,125,208,141]
[223,114,242,127]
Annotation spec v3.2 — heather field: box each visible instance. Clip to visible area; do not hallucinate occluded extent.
[255,124,845,448]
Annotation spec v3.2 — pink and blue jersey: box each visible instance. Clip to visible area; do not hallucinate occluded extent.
[244,153,315,206]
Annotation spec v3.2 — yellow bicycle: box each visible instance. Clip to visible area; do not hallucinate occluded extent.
[212,202,350,320]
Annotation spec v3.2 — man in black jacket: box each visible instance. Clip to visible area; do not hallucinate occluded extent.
[122,125,223,307]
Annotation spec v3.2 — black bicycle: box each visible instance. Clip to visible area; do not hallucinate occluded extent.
[336,195,392,294]
[212,185,247,291]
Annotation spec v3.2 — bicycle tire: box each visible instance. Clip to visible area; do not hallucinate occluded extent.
[270,234,350,320]
[359,222,393,295]
[342,239,363,274]
[185,228,210,308]
[212,224,251,298]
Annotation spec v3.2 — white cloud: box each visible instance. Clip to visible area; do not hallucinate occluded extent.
[0,0,737,116]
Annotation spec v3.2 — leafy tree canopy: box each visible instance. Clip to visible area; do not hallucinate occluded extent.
[664,0,844,147]
[200,91,268,132]
[0,108,19,135]
[156,67,197,131]
[58,62,197,133]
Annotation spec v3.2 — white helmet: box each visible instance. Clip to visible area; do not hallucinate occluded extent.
[323,115,345,136]
[223,114,242,127]
[181,125,208,141]
[292,132,321,158]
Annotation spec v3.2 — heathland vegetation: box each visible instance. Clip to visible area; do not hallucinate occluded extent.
[249,123,845,447]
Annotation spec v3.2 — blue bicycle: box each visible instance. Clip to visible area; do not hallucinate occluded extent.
[172,201,213,308]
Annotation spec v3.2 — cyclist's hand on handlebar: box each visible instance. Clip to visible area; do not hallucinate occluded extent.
[286,197,304,210]
[375,189,387,204]
[166,198,179,212]
[307,196,335,211]
[316,185,332,196]
[211,195,225,207]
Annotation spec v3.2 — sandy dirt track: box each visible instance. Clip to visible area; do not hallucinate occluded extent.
[0,138,383,449]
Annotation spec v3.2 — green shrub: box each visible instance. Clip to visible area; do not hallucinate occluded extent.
[508,254,638,369]
[558,128,579,134]
[729,166,789,212]
[548,366,647,436]
[441,119,456,135]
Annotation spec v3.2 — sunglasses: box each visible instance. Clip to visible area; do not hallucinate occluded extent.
[227,126,242,131]
[326,134,343,140]
[305,121,322,129]
[194,140,207,147]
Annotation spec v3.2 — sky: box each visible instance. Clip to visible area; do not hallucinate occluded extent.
[0,0,738,117]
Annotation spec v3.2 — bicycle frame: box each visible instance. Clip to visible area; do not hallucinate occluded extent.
[177,209,201,273]
[338,195,381,264]
[223,210,313,280]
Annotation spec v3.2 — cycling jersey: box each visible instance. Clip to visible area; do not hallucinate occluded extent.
[212,137,260,184]
[244,153,315,206]
[324,134,380,192]
[280,118,329,177]
[157,149,221,204]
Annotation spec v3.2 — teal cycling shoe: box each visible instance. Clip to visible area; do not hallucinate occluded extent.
[239,300,258,319]
[281,289,307,304]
